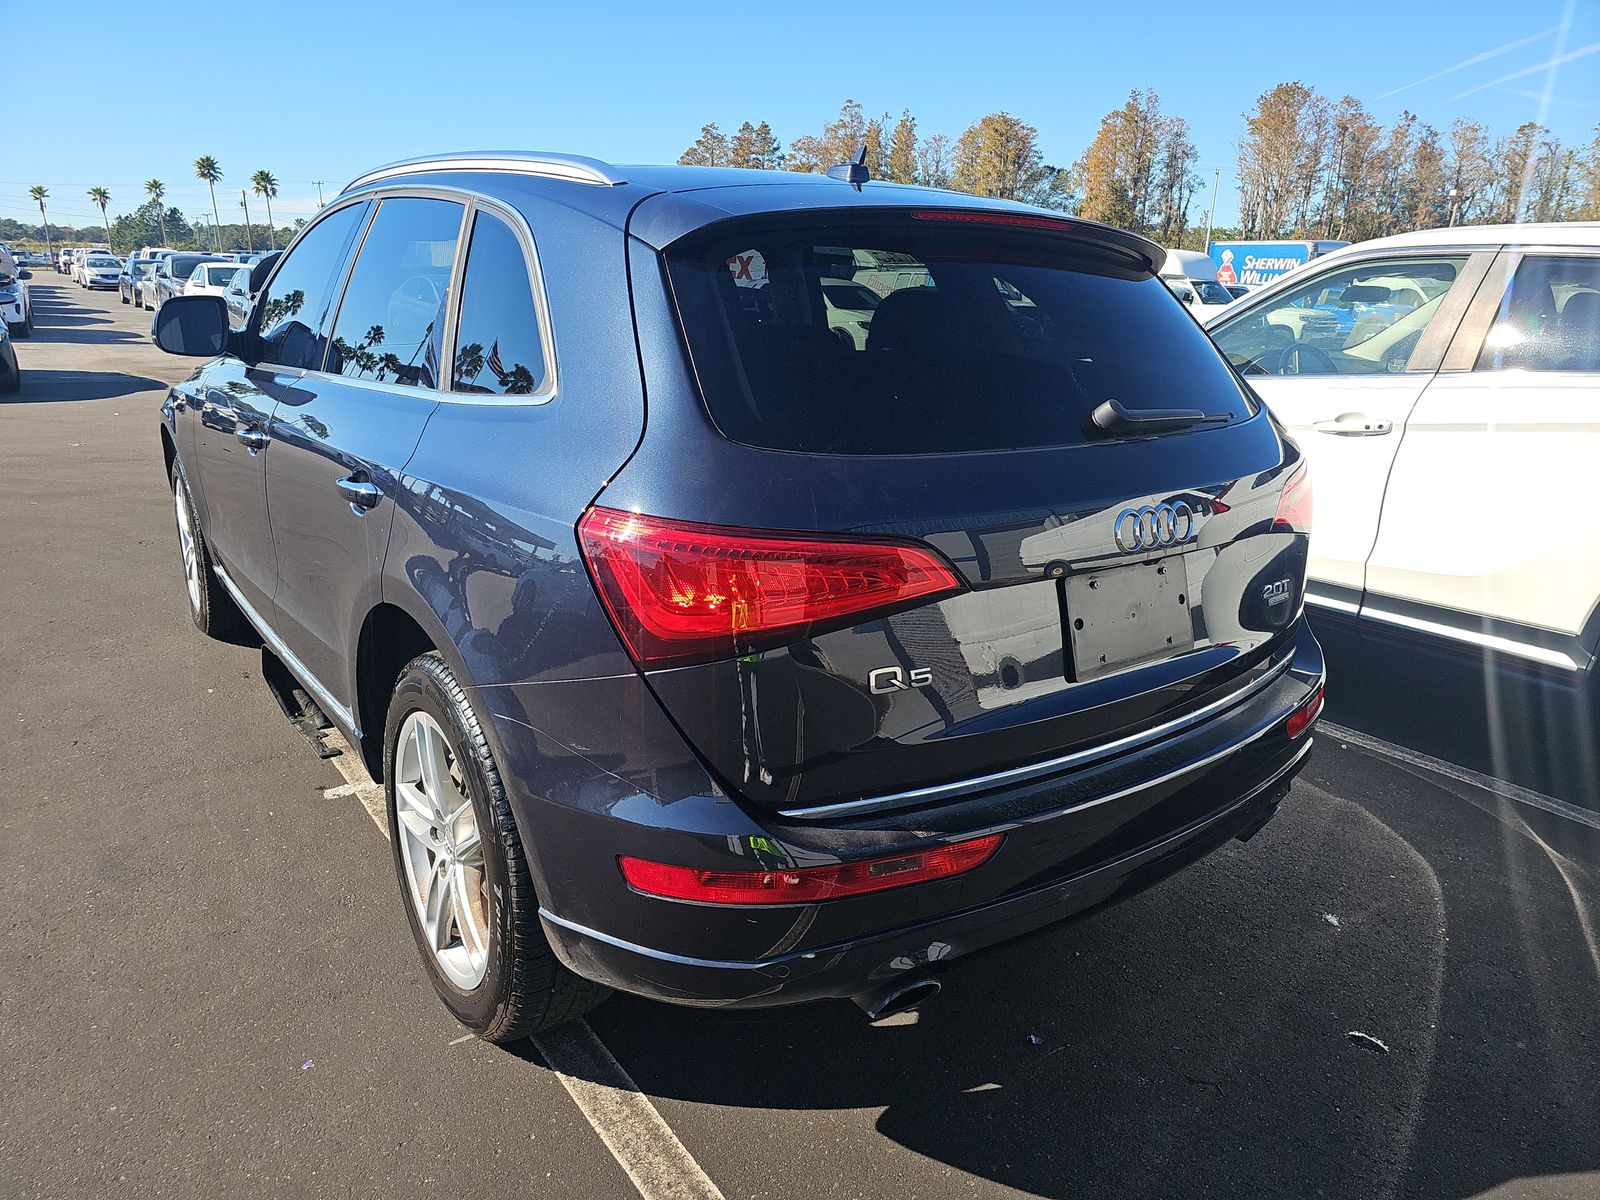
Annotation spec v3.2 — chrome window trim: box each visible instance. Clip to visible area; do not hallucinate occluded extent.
[778,653,1296,820]
[441,198,559,405]
[343,152,625,192]
[254,184,559,407]
[211,560,359,734]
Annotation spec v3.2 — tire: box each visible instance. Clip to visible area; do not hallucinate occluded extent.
[120,290,129,304]
[17,314,30,338]
[384,652,609,1042]
[170,460,246,639]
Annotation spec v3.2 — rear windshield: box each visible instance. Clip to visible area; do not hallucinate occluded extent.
[204,265,241,285]
[663,212,1252,455]
[167,256,211,278]
[88,256,119,268]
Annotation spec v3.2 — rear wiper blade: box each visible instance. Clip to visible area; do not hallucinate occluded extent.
[1085,398,1232,439]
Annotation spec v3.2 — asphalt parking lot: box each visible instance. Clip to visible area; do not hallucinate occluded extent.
[3,278,1599,1200]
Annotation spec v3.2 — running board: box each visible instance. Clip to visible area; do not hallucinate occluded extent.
[260,649,342,759]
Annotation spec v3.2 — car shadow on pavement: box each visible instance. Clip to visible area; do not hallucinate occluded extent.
[6,369,169,402]
[25,323,150,346]
[514,771,1600,1199]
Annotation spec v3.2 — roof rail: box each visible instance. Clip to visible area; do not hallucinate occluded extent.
[342,152,627,193]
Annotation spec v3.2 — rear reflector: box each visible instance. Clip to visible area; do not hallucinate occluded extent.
[619,834,1004,905]
[1273,463,1313,534]
[1287,684,1324,739]
[577,506,962,668]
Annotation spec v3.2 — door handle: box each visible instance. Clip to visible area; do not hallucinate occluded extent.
[235,425,270,453]
[1312,413,1393,437]
[337,473,383,513]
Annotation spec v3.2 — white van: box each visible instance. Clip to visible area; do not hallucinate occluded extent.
[1161,249,1235,319]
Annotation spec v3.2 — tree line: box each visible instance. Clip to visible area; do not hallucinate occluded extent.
[1235,82,1600,242]
[683,94,1600,249]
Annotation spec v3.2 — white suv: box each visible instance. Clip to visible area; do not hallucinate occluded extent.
[1208,223,1600,680]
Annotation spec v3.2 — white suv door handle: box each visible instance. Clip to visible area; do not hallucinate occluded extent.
[1313,413,1393,437]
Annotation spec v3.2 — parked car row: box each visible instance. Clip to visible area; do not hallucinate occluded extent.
[0,240,33,338]
[44,244,271,321]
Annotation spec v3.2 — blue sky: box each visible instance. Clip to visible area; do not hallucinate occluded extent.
[8,0,1600,232]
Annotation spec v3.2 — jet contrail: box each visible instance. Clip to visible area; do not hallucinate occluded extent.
[1375,26,1559,99]
[1454,39,1600,99]
[1496,84,1600,109]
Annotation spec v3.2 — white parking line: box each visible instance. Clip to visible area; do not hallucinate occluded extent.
[1322,721,1600,831]
[533,1022,726,1200]
[316,729,725,1200]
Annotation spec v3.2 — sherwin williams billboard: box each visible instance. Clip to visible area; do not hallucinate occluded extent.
[1209,241,1348,288]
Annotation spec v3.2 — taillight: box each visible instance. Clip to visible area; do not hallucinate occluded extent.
[619,834,1003,905]
[1273,463,1312,534]
[577,506,962,668]
[1287,683,1324,739]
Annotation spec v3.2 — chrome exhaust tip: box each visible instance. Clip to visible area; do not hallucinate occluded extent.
[854,975,942,1023]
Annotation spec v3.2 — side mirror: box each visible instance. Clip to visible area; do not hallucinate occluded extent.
[154,295,229,357]
[18,270,31,281]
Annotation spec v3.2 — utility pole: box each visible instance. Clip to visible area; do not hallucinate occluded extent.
[1201,168,1220,251]
[240,189,255,252]
[312,180,325,207]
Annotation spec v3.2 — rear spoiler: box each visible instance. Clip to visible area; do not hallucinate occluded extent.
[903,208,1165,276]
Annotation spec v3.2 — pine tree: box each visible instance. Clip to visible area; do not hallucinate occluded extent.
[916,133,953,188]
[786,100,868,173]
[951,113,1069,209]
[678,123,731,167]
[728,121,783,169]
[886,110,918,183]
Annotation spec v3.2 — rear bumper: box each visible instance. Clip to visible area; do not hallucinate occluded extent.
[506,620,1324,1011]
[542,743,1306,1008]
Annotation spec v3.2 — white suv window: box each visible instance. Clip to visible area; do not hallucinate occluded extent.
[1212,256,1468,376]
[1475,255,1600,373]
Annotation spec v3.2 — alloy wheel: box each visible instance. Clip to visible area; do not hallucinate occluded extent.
[394,710,490,989]
[173,481,201,615]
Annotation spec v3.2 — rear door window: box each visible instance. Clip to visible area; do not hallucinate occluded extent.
[664,213,1252,455]
[325,197,464,389]
[1475,255,1600,373]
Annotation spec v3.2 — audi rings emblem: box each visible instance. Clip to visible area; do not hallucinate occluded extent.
[1114,501,1196,552]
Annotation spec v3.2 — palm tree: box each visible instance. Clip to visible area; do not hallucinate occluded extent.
[251,170,280,249]
[28,185,52,254]
[145,179,168,247]
[193,156,223,252]
[88,187,113,249]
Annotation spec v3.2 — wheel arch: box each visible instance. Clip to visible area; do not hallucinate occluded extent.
[159,423,177,479]
[353,600,442,783]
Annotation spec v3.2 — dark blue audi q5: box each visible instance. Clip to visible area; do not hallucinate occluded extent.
[154,151,1324,1039]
